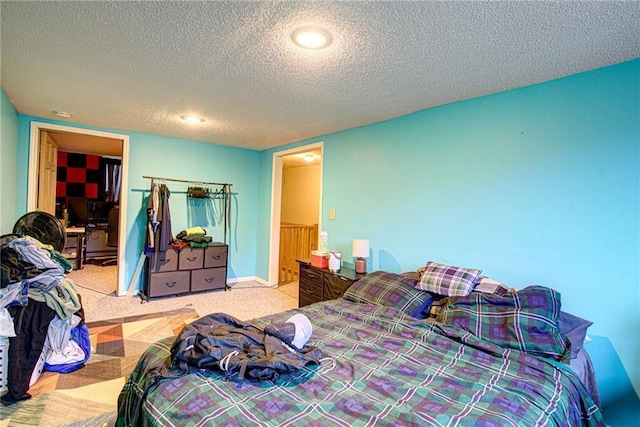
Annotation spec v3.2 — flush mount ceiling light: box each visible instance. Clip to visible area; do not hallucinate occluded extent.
[303,154,315,163]
[181,115,205,124]
[53,110,71,118]
[292,27,332,50]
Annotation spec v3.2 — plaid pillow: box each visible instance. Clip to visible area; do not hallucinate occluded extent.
[343,271,434,318]
[437,286,570,361]
[415,261,482,297]
[475,276,512,295]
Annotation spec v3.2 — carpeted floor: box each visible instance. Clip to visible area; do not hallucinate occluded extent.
[275,280,298,300]
[1,308,201,427]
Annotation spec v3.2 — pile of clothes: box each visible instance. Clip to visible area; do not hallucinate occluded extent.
[1,234,90,404]
[170,226,213,250]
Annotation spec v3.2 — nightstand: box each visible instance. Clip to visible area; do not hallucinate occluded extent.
[296,259,365,307]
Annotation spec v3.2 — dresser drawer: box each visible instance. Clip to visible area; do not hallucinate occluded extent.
[299,293,320,308]
[148,271,190,297]
[299,264,322,284]
[204,245,227,268]
[299,279,323,305]
[191,268,226,292]
[323,273,354,301]
[179,248,204,270]
[148,249,179,273]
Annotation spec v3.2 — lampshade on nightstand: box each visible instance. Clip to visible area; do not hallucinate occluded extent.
[352,239,369,274]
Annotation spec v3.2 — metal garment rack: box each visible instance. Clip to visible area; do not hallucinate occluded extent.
[142,175,232,245]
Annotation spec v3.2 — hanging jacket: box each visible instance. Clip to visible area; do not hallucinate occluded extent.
[170,313,323,382]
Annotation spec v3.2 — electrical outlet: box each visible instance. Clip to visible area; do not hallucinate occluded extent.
[330,208,336,220]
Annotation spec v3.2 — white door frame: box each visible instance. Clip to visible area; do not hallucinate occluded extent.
[28,121,130,296]
[268,141,324,285]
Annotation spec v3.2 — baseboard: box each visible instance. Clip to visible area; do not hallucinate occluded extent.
[228,276,275,287]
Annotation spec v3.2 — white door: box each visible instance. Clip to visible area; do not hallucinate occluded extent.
[37,130,58,215]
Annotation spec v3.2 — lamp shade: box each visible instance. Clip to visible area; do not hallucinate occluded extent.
[352,239,370,258]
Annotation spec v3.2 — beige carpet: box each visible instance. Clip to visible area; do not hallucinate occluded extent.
[67,264,298,323]
[275,280,299,300]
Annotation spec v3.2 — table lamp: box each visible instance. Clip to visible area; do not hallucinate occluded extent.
[352,239,369,274]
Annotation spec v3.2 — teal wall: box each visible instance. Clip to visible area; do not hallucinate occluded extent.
[0,89,19,232]
[13,115,261,292]
[258,59,640,420]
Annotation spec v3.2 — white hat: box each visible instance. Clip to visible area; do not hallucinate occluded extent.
[286,313,313,349]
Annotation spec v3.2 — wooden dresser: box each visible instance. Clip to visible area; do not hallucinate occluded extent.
[296,259,364,307]
[145,243,228,299]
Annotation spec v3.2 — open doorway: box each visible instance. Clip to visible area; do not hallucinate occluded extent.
[27,122,130,296]
[268,142,323,287]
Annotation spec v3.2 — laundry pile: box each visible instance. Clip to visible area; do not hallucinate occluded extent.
[170,226,213,249]
[0,234,89,405]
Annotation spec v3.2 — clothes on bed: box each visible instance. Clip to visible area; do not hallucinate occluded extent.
[169,312,323,382]
[264,313,313,350]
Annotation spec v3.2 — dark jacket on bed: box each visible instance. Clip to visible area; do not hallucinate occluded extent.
[170,312,323,382]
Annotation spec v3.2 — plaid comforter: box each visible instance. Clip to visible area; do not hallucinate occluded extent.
[116,299,603,426]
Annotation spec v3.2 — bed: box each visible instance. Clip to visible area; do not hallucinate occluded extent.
[116,266,604,426]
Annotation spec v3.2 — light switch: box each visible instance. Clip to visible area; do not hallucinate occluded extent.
[330,208,336,220]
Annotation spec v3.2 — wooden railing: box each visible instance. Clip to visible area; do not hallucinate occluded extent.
[279,222,318,284]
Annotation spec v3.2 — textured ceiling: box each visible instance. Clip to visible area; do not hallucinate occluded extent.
[2,1,639,151]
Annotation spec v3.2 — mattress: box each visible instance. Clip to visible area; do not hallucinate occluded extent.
[116,298,603,426]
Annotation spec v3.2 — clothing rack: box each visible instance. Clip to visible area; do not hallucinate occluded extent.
[142,175,232,244]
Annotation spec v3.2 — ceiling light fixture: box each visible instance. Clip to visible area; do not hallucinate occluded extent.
[53,110,71,118]
[181,115,205,124]
[292,27,332,50]
[303,154,315,163]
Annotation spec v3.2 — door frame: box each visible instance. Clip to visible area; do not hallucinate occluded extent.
[28,121,130,296]
[268,141,324,285]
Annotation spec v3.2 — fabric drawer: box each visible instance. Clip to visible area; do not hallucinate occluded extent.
[323,274,353,301]
[148,271,190,297]
[179,248,204,270]
[191,268,226,292]
[148,249,179,272]
[204,245,227,268]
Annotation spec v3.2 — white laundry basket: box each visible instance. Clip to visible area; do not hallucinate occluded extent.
[0,336,8,394]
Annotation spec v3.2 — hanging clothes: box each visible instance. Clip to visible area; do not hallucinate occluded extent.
[159,185,173,252]
[145,183,173,253]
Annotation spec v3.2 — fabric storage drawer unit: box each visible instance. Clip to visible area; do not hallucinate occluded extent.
[145,244,228,299]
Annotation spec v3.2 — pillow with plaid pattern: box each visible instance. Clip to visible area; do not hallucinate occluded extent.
[475,276,512,295]
[437,285,570,361]
[343,271,434,318]
[415,261,482,297]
